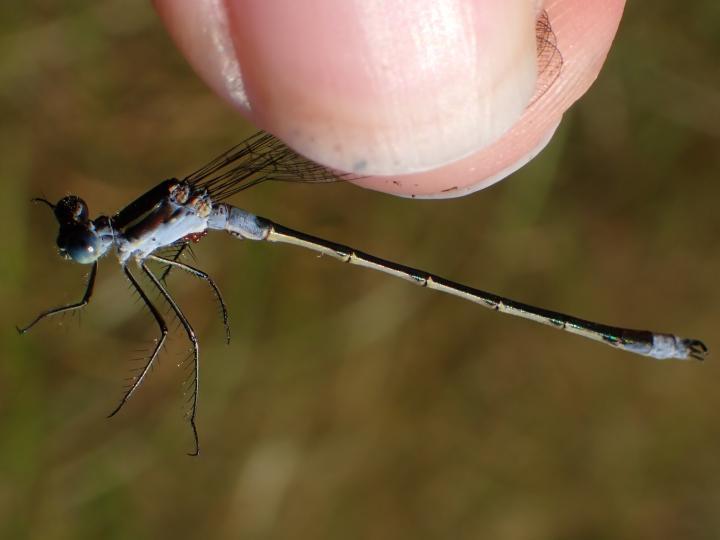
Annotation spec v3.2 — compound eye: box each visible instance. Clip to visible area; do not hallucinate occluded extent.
[54,196,89,224]
[57,225,102,264]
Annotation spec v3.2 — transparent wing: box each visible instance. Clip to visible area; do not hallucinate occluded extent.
[185,132,358,202]
[531,10,564,105]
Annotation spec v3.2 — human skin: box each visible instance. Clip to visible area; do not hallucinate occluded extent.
[153,0,625,198]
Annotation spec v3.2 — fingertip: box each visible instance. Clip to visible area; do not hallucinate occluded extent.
[229,1,540,175]
[155,0,626,197]
[156,0,540,175]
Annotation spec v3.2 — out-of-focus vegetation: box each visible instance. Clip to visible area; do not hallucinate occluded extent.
[1,2,718,539]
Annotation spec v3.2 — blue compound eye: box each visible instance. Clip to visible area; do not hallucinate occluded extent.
[57,225,102,264]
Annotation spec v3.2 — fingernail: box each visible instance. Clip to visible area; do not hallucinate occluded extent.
[225,0,539,175]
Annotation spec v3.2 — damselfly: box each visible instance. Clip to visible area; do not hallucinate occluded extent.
[18,131,708,455]
[17,13,706,454]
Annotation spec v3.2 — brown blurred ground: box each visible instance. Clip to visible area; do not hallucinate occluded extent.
[1,2,719,539]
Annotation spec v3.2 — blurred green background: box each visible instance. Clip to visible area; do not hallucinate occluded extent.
[1,2,719,539]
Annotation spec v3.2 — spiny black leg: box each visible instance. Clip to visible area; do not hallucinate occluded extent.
[107,265,168,418]
[158,243,190,284]
[149,254,230,344]
[141,260,201,457]
[17,261,98,334]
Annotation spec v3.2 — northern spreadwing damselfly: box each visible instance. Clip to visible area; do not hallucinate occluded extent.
[17,131,708,455]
